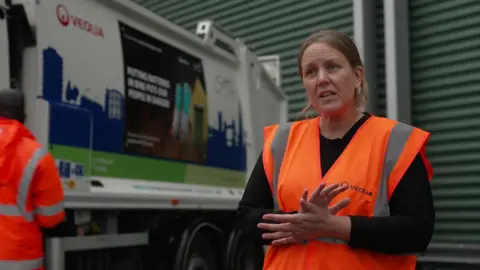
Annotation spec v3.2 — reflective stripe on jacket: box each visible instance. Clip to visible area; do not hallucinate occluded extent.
[262,115,433,270]
[0,118,65,270]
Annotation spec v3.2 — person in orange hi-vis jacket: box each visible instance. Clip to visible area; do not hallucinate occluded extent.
[0,88,65,270]
[236,30,435,270]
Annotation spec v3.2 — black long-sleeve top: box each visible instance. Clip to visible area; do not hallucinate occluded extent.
[236,113,435,254]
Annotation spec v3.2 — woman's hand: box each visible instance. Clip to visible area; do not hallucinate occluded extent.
[300,183,351,215]
[257,182,350,245]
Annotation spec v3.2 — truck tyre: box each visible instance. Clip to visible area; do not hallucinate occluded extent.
[234,240,264,270]
[174,222,221,270]
[226,229,264,270]
[183,231,218,270]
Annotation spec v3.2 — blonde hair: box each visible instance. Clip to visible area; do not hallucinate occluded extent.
[297,30,368,117]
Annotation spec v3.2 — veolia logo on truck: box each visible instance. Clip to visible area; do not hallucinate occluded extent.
[56,4,104,38]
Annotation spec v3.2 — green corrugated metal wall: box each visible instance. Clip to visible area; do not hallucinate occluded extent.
[133,0,354,121]
[375,0,386,117]
[409,0,480,244]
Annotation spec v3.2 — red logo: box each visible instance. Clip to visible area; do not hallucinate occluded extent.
[56,4,69,26]
[55,4,104,38]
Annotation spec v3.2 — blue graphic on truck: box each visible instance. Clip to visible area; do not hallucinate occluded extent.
[41,46,246,172]
[56,159,85,179]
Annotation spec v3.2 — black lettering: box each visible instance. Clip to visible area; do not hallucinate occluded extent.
[343,182,372,197]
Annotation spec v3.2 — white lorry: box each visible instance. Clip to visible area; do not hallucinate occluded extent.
[0,0,288,269]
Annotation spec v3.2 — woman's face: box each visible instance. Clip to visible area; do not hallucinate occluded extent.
[301,42,363,116]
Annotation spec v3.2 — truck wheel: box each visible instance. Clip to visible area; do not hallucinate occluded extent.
[234,239,264,270]
[179,230,219,270]
[226,230,264,270]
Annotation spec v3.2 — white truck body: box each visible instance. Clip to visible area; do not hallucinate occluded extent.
[1,0,287,269]
[0,0,8,90]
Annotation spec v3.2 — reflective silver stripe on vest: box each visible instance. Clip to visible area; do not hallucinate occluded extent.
[269,122,414,245]
[270,122,293,211]
[35,201,65,217]
[0,257,43,270]
[0,146,63,222]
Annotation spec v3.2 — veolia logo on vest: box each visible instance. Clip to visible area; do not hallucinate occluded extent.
[340,182,373,197]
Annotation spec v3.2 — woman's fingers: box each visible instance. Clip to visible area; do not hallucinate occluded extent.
[325,183,349,203]
[308,183,339,206]
[306,182,350,208]
[258,221,290,232]
[319,183,340,200]
[328,197,351,215]
[301,189,308,200]
[271,236,298,246]
[262,213,301,224]
[308,182,326,204]
[262,231,292,240]
[299,188,309,213]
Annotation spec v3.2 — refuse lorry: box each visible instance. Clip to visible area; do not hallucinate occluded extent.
[0,0,288,269]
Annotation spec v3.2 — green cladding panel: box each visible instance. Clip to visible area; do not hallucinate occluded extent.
[375,0,386,117]
[133,0,353,121]
[409,0,480,244]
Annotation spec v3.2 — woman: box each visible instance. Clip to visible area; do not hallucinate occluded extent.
[236,30,435,270]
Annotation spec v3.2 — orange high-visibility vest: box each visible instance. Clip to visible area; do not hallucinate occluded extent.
[262,115,433,270]
[0,118,65,270]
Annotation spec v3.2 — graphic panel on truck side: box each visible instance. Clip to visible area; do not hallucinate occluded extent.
[119,21,208,163]
[36,0,246,188]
